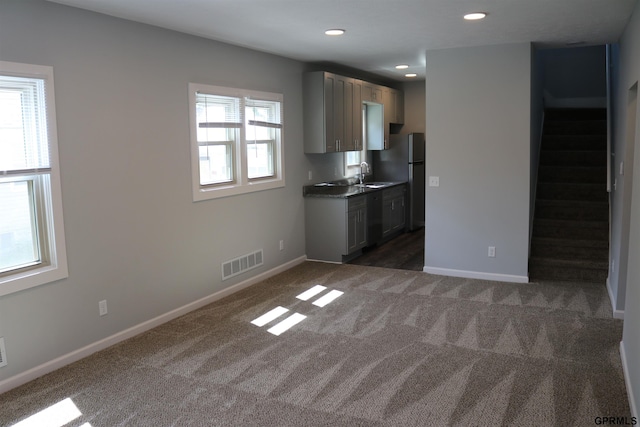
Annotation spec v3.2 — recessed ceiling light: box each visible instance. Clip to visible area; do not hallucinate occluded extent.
[395,64,409,69]
[325,29,345,36]
[405,73,417,78]
[464,12,487,20]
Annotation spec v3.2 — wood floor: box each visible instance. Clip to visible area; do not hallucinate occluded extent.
[348,227,425,271]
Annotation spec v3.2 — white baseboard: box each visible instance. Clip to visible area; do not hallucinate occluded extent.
[607,277,625,319]
[0,255,307,395]
[305,258,343,265]
[423,266,529,283]
[620,340,638,420]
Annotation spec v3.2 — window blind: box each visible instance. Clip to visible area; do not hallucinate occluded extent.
[0,76,50,174]
[195,93,241,142]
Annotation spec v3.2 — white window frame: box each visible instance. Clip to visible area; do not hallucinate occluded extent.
[0,61,68,297]
[188,83,285,201]
[344,104,370,177]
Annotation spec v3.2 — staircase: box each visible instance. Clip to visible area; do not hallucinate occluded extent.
[529,108,609,283]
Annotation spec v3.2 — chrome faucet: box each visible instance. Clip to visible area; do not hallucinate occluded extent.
[359,161,370,184]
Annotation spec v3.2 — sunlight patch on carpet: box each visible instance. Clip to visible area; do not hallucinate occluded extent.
[12,398,86,427]
[250,306,289,327]
[296,285,327,301]
[267,313,307,336]
[312,290,344,307]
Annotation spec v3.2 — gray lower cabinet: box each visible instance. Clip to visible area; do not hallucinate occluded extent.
[347,196,367,253]
[305,195,367,263]
[382,186,406,239]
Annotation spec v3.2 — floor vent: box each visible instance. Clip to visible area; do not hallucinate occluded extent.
[0,337,7,368]
[222,249,263,281]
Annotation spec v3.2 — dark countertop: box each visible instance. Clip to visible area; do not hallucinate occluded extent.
[303,181,406,198]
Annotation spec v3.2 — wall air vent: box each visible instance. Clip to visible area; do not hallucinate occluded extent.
[222,249,263,281]
[0,337,7,368]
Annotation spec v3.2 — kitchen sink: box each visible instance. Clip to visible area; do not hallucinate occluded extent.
[355,182,396,189]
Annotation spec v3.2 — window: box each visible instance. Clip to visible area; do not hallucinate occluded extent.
[344,104,370,177]
[189,83,285,201]
[0,61,68,296]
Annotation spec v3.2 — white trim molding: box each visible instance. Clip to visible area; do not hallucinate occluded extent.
[0,255,307,395]
[423,266,529,283]
[607,277,625,319]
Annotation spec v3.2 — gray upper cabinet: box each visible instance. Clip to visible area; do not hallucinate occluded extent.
[361,82,383,103]
[303,72,362,153]
[304,71,402,153]
[385,87,404,125]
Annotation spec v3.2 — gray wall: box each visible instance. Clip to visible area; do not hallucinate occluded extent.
[615,0,640,416]
[424,43,532,281]
[0,0,307,384]
[539,45,607,101]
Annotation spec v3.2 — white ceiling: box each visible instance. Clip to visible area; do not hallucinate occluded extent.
[47,0,637,81]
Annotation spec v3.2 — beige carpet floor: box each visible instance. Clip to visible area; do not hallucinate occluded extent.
[0,262,630,426]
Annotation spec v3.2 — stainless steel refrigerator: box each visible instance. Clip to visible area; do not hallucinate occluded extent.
[373,132,425,231]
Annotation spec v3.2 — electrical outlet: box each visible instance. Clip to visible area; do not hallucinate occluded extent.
[279,240,284,251]
[308,170,313,180]
[488,246,496,258]
[99,300,108,316]
[428,176,440,187]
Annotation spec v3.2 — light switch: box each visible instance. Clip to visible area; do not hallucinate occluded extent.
[428,176,440,187]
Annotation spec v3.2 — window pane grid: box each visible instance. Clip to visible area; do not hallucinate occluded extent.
[245,99,280,180]
[0,61,68,296]
[195,93,241,185]
[189,83,284,201]
[0,72,51,276]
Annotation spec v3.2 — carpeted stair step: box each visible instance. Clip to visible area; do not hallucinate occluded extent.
[536,182,607,202]
[532,218,608,241]
[529,261,609,282]
[545,108,607,121]
[543,120,607,135]
[528,257,608,283]
[538,166,607,184]
[530,108,609,283]
[534,199,608,221]
[540,150,607,167]
[530,237,608,261]
[541,135,607,151]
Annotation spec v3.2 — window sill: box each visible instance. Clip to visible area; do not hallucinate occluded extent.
[0,262,68,297]
[193,176,285,202]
